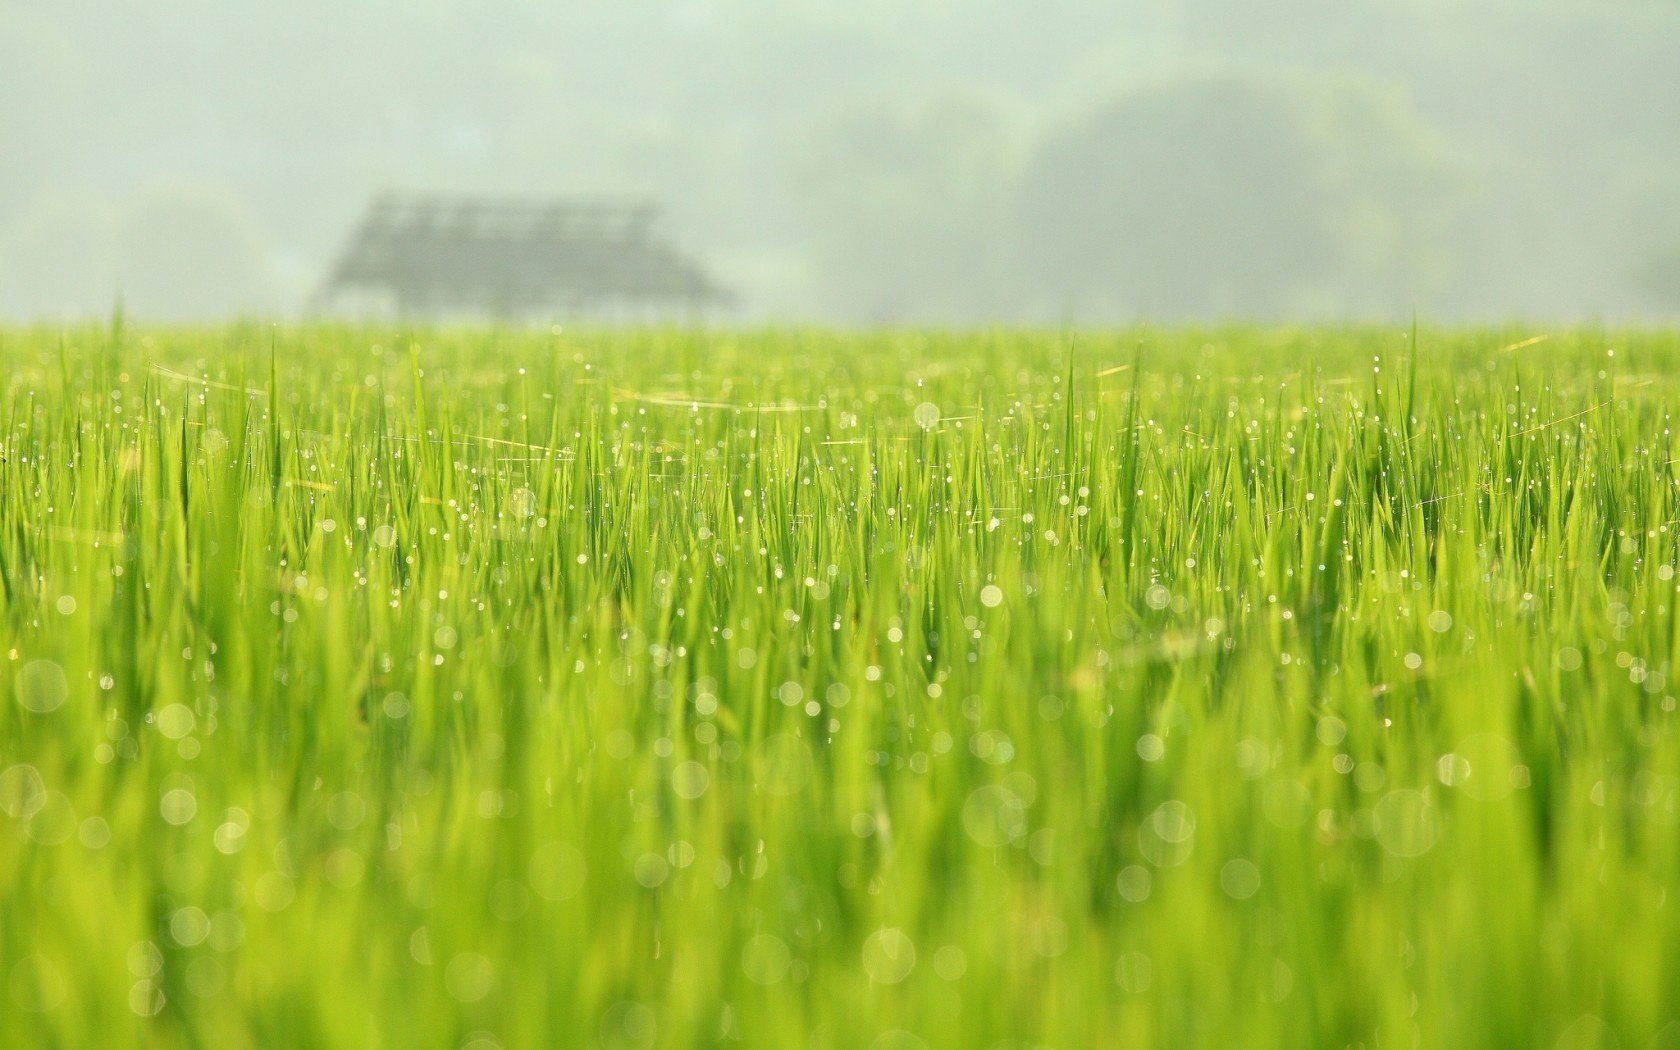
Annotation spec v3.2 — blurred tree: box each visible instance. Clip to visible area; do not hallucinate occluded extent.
[1303,78,1463,316]
[1633,248,1680,315]
[787,95,1022,323]
[113,186,277,319]
[1010,75,1458,320]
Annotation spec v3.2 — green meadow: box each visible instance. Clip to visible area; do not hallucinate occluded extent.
[2,324,1678,1048]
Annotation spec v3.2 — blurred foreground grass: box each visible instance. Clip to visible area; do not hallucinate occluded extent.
[2,323,1679,1048]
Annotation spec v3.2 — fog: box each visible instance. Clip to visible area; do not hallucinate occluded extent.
[4,0,1678,323]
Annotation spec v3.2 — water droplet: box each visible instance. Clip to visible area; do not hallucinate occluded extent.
[508,486,538,519]
[0,765,46,819]
[1220,858,1262,899]
[160,788,197,825]
[633,853,669,888]
[862,928,916,984]
[1374,788,1438,857]
[445,953,495,1003]
[1116,864,1152,902]
[962,783,1028,848]
[170,907,211,947]
[156,703,196,740]
[740,933,791,986]
[932,945,967,981]
[9,955,65,1013]
[16,661,67,714]
[671,761,710,800]
[25,792,76,845]
[253,872,295,911]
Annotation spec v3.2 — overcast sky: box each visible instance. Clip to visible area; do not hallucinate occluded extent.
[3,1,1678,322]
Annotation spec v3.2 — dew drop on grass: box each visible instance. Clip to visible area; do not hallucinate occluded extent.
[508,486,538,519]
[408,927,432,965]
[1152,801,1196,842]
[1373,789,1439,858]
[633,853,670,888]
[599,1001,657,1050]
[8,955,66,1013]
[1220,858,1262,900]
[160,788,197,826]
[861,928,916,984]
[78,816,111,849]
[126,941,163,979]
[1315,717,1347,747]
[1236,738,1271,778]
[961,783,1028,848]
[1116,865,1152,903]
[327,791,366,830]
[671,761,710,800]
[16,660,67,714]
[1115,951,1152,994]
[979,585,1004,608]
[214,820,247,856]
[156,703,196,740]
[445,953,495,1003]
[25,792,76,845]
[740,933,791,986]
[170,907,211,947]
[1435,753,1471,787]
[0,765,46,819]
[932,945,967,981]
[1138,800,1196,867]
[128,980,165,1017]
[253,872,295,912]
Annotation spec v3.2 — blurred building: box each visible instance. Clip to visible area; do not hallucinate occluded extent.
[314,194,734,320]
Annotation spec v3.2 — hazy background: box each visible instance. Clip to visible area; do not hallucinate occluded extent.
[4,0,1679,324]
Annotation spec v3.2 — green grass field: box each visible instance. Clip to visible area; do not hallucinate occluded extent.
[3,323,1679,1048]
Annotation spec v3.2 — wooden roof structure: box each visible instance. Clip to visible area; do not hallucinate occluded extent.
[316,194,734,318]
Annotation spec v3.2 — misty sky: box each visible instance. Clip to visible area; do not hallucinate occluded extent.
[3,0,1678,322]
